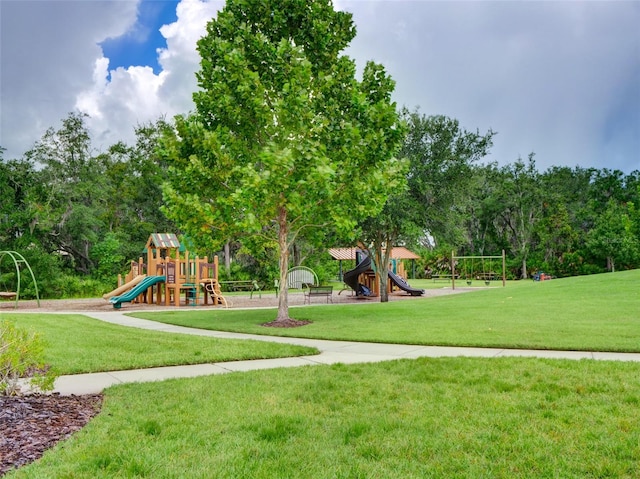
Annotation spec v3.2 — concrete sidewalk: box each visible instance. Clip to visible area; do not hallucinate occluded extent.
[53,311,640,395]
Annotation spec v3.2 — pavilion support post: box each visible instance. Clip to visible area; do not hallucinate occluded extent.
[451,250,456,290]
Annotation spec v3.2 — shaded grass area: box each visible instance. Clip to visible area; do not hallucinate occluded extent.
[8,357,640,478]
[133,270,640,352]
[1,314,317,375]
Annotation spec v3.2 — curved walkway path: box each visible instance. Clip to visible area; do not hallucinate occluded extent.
[53,311,640,395]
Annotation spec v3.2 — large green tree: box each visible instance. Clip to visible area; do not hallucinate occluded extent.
[0,152,39,248]
[358,110,494,301]
[161,0,404,323]
[586,198,639,272]
[491,155,542,279]
[402,110,495,249]
[24,112,107,274]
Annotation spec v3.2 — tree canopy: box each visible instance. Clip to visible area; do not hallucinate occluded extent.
[161,0,405,322]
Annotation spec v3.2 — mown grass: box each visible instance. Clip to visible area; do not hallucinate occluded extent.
[8,357,640,478]
[3,271,639,477]
[0,314,317,375]
[133,269,640,352]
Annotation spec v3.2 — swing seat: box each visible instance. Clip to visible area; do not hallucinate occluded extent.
[0,291,17,300]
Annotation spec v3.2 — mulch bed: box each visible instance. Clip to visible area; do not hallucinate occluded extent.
[0,394,103,476]
[262,318,312,328]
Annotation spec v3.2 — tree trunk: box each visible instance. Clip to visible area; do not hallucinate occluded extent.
[521,257,528,279]
[375,249,389,303]
[276,207,290,321]
[379,268,389,302]
[372,241,393,303]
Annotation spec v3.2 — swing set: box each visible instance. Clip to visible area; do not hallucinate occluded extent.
[0,251,40,308]
[451,250,506,289]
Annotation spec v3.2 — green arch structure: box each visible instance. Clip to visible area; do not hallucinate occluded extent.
[0,251,40,308]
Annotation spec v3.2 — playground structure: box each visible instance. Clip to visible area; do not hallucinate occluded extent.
[0,251,40,308]
[104,234,225,309]
[329,247,424,297]
[451,250,506,289]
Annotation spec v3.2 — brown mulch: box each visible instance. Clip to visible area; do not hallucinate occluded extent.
[0,393,103,476]
[262,318,313,328]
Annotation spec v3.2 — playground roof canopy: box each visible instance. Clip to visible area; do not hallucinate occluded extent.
[146,233,180,250]
[329,247,420,261]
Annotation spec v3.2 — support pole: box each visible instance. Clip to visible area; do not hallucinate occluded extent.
[451,250,456,290]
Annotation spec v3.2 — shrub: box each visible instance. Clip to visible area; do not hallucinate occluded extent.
[0,320,56,396]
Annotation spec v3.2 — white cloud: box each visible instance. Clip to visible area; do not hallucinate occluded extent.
[2,0,638,173]
[77,0,223,151]
[0,0,222,158]
[340,1,639,172]
[0,0,138,157]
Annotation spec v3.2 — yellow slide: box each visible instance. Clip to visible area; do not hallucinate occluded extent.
[102,274,146,300]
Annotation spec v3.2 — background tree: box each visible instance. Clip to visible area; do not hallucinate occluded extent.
[359,190,423,302]
[358,110,494,300]
[533,166,587,273]
[462,163,502,255]
[98,119,177,270]
[402,110,495,249]
[161,0,404,323]
[490,154,541,278]
[586,199,639,272]
[0,154,39,247]
[24,112,106,275]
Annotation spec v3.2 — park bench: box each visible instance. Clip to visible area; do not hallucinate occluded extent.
[304,285,333,304]
[219,280,262,298]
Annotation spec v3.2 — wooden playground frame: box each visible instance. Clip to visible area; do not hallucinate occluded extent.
[117,234,225,307]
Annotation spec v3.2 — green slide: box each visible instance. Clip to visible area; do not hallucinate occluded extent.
[110,275,166,309]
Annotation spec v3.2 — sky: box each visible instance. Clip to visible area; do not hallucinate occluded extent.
[1,0,638,174]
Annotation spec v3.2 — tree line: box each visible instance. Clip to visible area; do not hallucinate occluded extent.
[1,109,637,300]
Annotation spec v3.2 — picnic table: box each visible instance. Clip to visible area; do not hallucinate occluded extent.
[431,274,459,282]
[476,272,499,281]
[219,280,262,298]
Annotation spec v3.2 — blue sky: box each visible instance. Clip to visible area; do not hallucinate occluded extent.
[100,0,179,76]
[1,0,638,173]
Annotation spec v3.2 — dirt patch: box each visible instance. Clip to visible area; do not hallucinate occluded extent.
[0,286,470,313]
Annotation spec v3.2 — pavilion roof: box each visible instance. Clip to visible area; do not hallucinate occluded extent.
[328,247,420,261]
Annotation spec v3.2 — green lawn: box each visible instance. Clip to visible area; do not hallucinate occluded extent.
[8,357,639,478]
[4,270,639,478]
[1,314,317,375]
[132,269,640,352]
